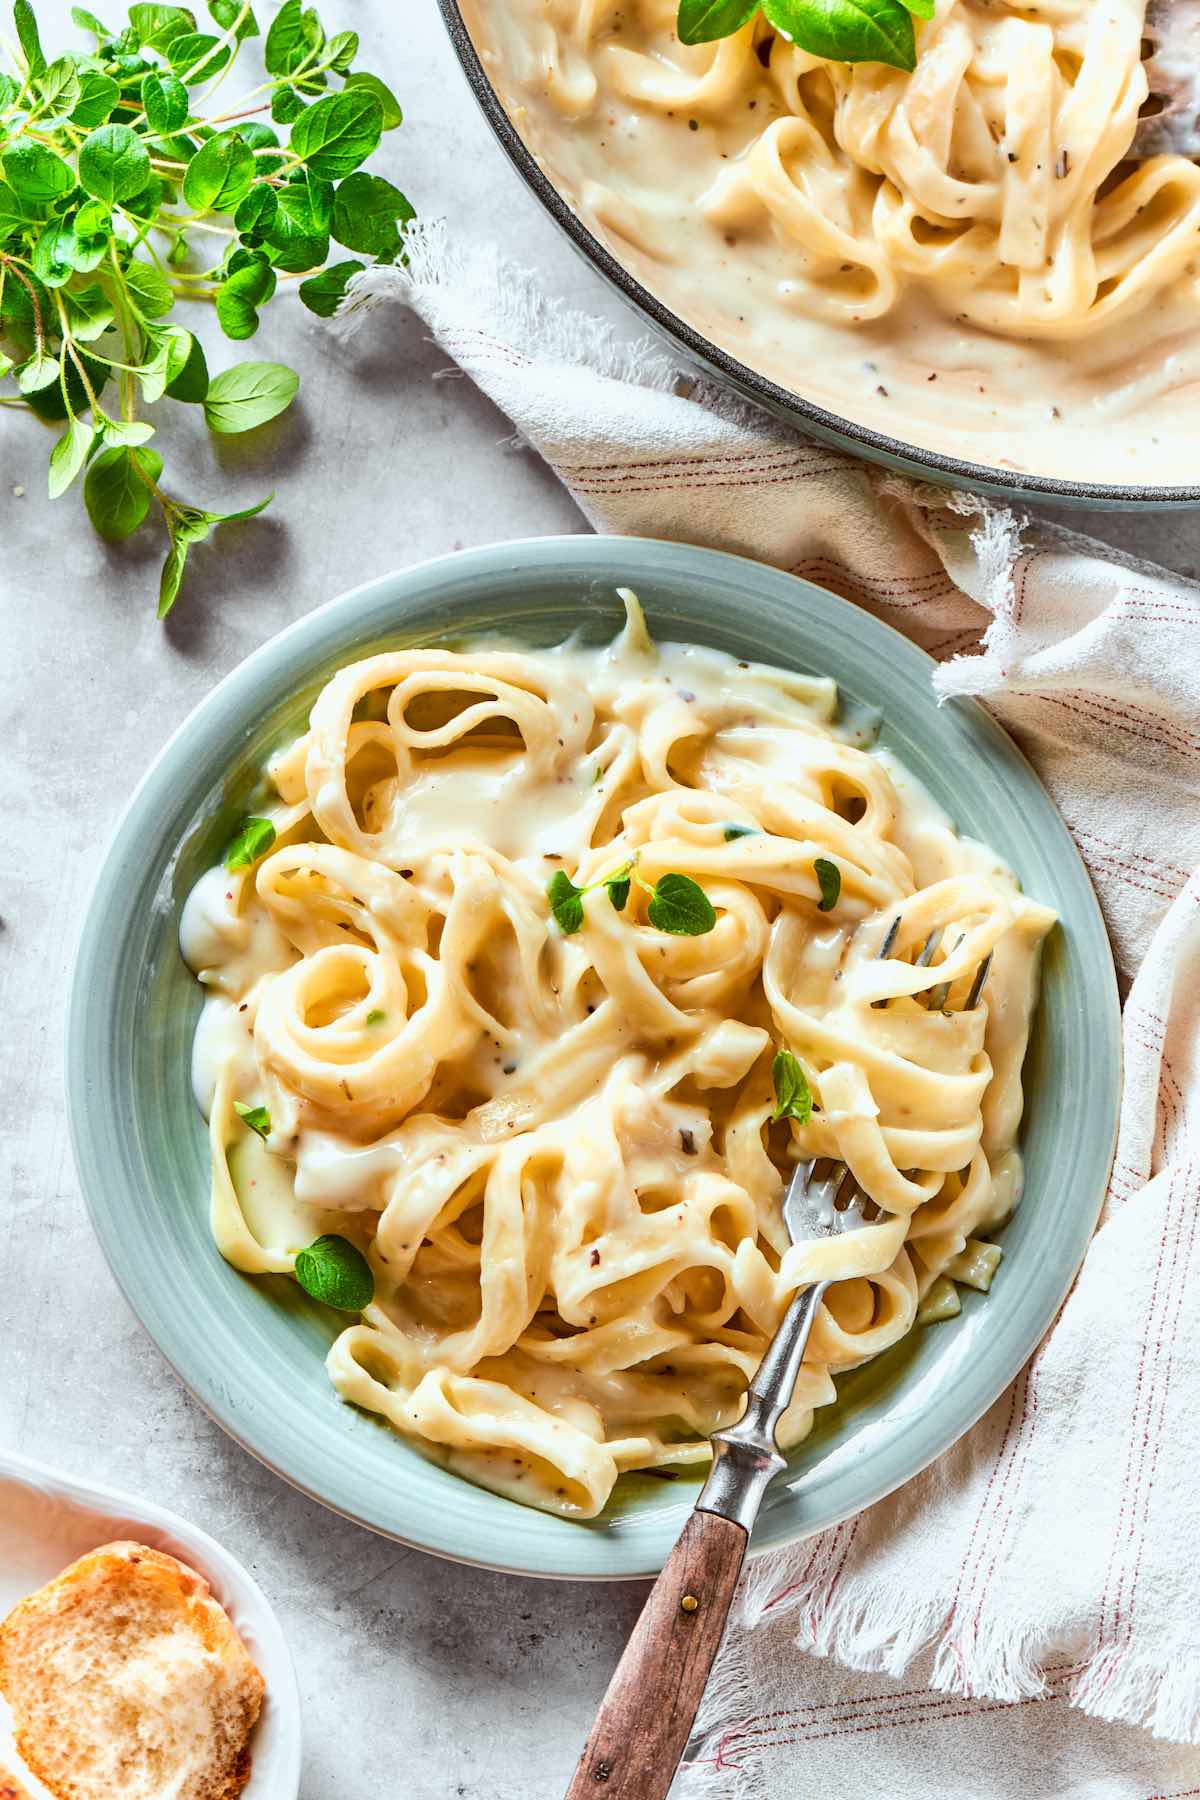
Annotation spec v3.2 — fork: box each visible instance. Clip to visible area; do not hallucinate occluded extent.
[1131,0,1200,157]
[563,927,990,1800]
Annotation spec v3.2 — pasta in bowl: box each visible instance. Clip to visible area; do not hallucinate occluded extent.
[68,537,1119,1575]
[183,594,1053,1520]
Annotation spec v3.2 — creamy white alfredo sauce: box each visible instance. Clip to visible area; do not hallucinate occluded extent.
[461,0,1200,483]
[181,600,1053,1518]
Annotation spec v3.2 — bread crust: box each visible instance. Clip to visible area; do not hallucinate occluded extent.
[0,1541,265,1800]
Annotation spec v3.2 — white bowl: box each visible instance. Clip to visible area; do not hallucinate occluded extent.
[0,1451,301,1798]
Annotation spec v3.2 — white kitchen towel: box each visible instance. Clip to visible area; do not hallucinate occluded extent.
[352,223,1200,1795]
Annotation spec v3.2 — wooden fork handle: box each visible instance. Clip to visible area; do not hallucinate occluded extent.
[563,1509,748,1800]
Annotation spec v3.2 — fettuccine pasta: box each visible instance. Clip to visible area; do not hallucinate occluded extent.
[462,0,1200,481]
[182,596,1054,1518]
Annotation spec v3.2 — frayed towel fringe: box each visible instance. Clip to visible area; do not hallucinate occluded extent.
[1071,1643,1200,1744]
[338,218,681,394]
[672,1550,1200,1782]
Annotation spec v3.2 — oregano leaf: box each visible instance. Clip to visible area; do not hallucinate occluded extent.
[342,69,402,129]
[48,416,93,499]
[676,0,757,44]
[294,1234,374,1313]
[165,331,209,401]
[158,531,189,616]
[128,3,196,51]
[182,128,254,211]
[297,257,362,316]
[547,869,585,935]
[646,872,717,936]
[14,0,46,75]
[3,140,76,202]
[215,256,275,338]
[771,1050,813,1125]
[202,360,298,432]
[167,29,231,79]
[270,83,306,123]
[31,57,82,126]
[99,415,156,447]
[814,857,841,910]
[71,6,112,35]
[83,445,162,540]
[606,872,632,912]
[63,281,115,340]
[209,0,259,37]
[32,219,82,287]
[761,0,916,70]
[141,68,190,133]
[289,89,382,179]
[124,258,174,318]
[264,0,307,72]
[78,123,151,203]
[224,814,275,869]
[69,68,121,127]
[233,1098,271,1137]
[330,170,413,260]
[16,349,61,394]
[234,182,277,238]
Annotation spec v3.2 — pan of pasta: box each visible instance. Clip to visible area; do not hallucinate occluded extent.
[67,537,1121,1578]
[441,0,1200,505]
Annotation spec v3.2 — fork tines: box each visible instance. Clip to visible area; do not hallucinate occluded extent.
[874,916,990,1013]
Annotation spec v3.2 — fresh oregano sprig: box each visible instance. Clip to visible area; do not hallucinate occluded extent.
[0,0,412,614]
[676,0,933,72]
[547,857,717,938]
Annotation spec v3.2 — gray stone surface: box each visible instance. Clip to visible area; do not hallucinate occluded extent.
[1,3,1197,1796]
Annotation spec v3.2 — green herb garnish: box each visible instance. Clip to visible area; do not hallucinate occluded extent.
[233,1098,270,1138]
[546,860,715,938]
[814,857,841,911]
[0,0,410,614]
[547,868,586,935]
[547,859,634,933]
[294,1232,374,1312]
[676,0,927,73]
[224,814,275,870]
[771,1050,813,1125]
[722,823,757,841]
[645,871,717,936]
[604,867,632,911]
[365,1007,384,1025]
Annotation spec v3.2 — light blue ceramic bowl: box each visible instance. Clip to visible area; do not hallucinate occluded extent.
[67,537,1121,1580]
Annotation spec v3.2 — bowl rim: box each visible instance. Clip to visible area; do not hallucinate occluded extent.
[437,0,1200,510]
[65,535,1122,1580]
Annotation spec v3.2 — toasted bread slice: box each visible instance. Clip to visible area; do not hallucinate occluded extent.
[0,1766,33,1800]
[0,1540,265,1800]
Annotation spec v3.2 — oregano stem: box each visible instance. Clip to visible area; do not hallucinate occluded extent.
[0,251,45,353]
[191,0,254,101]
[52,292,80,419]
[106,242,140,422]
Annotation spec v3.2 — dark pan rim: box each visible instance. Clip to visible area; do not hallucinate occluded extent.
[438,0,1200,510]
